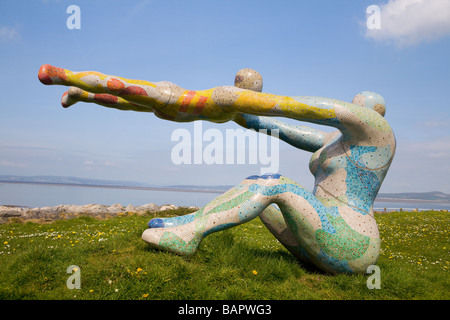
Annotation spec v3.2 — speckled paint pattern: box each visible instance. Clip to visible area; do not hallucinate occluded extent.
[39,65,395,274]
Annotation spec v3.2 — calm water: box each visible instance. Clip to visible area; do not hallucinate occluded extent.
[1,182,450,211]
[0,183,216,208]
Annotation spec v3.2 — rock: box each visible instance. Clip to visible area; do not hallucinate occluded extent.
[62,204,84,213]
[135,203,160,212]
[40,206,61,219]
[29,207,44,219]
[0,202,193,223]
[86,204,110,217]
[86,204,108,213]
[0,206,24,218]
[41,206,59,214]
[159,204,178,211]
[108,203,125,214]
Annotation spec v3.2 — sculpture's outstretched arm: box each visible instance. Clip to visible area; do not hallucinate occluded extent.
[38,65,390,140]
[61,87,154,113]
[233,113,328,152]
[38,64,180,120]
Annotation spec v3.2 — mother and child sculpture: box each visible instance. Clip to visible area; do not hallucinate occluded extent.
[38,64,395,274]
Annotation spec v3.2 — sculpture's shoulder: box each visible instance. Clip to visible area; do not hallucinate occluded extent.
[334,101,395,144]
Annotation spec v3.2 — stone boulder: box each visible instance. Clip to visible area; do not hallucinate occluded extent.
[159,204,178,211]
[135,203,160,212]
[0,202,192,223]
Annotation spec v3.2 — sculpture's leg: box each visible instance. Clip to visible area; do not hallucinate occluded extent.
[142,175,273,255]
[147,189,315,270]
[258,205,318,270]
[147,185,250,228]
[142,173,380,274]
[147,196,314,269]
[143,174,314,259]
[61,87,154,112]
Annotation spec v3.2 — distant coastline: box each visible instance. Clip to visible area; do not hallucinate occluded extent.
[1,175,449,204]
[374,197,449,204]
[0,180,224,194]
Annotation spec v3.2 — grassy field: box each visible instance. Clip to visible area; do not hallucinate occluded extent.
[0,209,448,300]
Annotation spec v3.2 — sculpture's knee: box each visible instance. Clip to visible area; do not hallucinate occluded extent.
[244,174,286,198]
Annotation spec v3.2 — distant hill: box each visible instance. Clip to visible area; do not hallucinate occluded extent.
[0,175,155,188]
[168,184,233,191]
[0,175,229,193]
[377,191,450,202]
[1,175,449,202]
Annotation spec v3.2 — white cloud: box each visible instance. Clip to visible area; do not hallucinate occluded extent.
[421,120,450,128]
[0,161,28,168]
[405,137,450,159]
[83,160,120,168]
[365,0,450,47]
[0,26,21,42]
[384,137,450,193]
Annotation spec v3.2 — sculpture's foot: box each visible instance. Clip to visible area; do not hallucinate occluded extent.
[148,212,196,228]
[142,222,202,256]
[38,64,68,85]
[61,87,85,108]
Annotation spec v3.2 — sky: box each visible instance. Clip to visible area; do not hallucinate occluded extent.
[0,0,449,193]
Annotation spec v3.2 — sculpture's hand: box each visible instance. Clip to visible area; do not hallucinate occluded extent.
[39,64,175,112]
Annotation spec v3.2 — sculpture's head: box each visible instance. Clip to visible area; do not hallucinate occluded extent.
[234,68,263,92]
[352,91,386,116]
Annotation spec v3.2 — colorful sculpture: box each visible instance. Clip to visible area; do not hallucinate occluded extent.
[38,64,395,274]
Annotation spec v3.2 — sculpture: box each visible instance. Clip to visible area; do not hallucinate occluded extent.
[38,64,395,274]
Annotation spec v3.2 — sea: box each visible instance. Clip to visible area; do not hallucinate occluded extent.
[1,182,450,212]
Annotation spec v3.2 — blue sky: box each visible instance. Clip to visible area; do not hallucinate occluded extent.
[0,0,449,193]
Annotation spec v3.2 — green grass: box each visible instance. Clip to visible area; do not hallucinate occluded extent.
[0,209,448,300]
